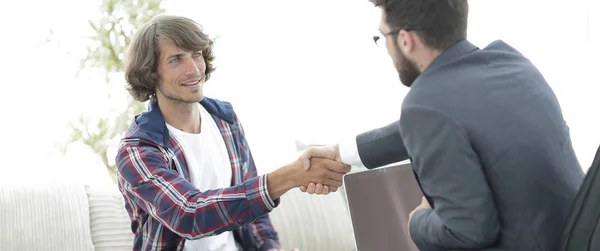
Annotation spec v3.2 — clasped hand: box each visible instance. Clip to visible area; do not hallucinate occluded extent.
[298,145,349,195]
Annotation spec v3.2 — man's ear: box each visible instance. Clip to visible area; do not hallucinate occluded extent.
[397,30,417,54]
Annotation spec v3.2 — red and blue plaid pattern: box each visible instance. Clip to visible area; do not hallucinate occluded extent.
[116,98,280,251]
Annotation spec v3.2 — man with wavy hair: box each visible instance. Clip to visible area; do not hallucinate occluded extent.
[116,15,349,251]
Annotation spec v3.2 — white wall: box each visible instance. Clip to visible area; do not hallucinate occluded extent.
[0,0,597,184]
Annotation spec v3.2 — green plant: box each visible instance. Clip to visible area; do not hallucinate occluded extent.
[66,0,164,183]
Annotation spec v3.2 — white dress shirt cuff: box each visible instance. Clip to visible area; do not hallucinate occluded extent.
[338,136,364,167]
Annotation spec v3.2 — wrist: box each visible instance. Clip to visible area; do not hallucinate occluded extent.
[267,161,301,199]
[337,137,363,166]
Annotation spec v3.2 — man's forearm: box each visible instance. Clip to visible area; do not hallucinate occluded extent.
[356,120,409,169]
[266,163,297,200]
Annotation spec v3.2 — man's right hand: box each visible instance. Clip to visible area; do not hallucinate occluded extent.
[298,145,346,194]
[267,156,349,200]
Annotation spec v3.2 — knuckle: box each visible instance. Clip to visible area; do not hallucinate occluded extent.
[340,163,350,172]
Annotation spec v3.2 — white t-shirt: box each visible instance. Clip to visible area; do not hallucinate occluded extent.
[166,103,239,251]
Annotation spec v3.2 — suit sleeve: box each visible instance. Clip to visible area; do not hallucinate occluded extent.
[401,105,500,250]
[356,120,410,169]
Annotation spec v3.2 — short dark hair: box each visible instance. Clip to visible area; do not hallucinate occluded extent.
[370,0,468,51]
[125,15,216,102]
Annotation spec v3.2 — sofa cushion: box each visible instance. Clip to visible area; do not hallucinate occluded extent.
[0,183,95,251]
[85,185,135,251]
[268,189,356,251]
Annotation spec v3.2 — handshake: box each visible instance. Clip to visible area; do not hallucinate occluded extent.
[298,144,349,195]
[267,145,351,199]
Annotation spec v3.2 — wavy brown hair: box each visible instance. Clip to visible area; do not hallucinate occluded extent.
[125,15,216,102]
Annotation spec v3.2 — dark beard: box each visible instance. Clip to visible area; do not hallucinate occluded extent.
[395,44,421,87]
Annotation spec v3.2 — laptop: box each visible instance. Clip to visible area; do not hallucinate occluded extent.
[343,163,423,251]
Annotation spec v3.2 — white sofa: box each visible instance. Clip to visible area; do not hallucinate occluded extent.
[0,183,355,251]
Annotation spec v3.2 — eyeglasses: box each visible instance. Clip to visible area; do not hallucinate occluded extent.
[373,26,423,45]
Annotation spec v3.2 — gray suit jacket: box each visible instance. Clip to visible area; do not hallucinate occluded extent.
[356,40,584,251]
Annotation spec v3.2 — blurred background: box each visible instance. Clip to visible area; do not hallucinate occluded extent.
[0,0,598,186]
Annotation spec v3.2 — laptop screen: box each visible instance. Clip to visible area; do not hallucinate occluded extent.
[343,163,423,251]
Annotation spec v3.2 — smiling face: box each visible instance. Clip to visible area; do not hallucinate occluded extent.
[124,15,216,103]
[155,38,206,104]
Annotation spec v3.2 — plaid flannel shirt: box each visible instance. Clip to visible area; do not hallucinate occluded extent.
[116,97,280,251]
